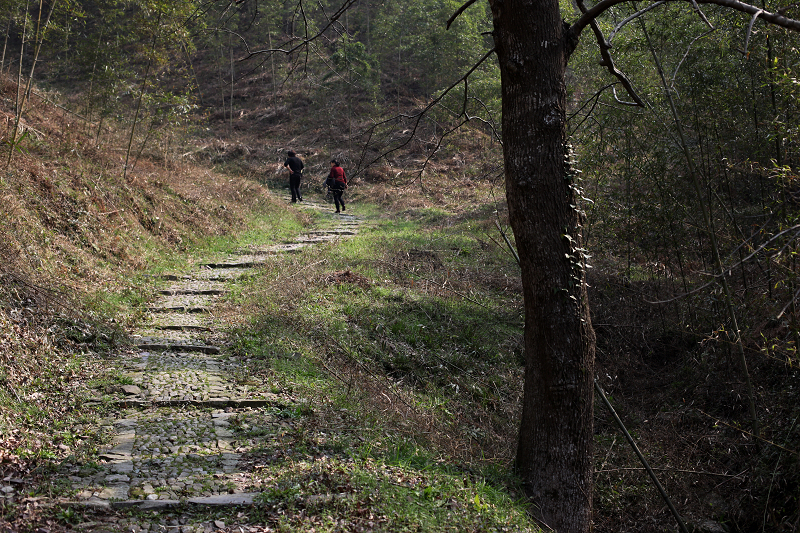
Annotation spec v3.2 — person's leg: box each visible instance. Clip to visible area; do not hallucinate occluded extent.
[290,175,301,202]
[293,176,301,201]
[333,190,343,212]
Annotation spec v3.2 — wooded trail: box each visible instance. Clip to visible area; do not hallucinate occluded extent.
[53,198,361,532]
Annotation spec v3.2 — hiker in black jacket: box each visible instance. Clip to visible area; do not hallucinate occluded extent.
[283,150,304,203]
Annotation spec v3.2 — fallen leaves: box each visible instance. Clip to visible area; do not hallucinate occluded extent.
[324,270,372,289]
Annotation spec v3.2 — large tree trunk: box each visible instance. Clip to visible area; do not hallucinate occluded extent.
[488,2,596,532]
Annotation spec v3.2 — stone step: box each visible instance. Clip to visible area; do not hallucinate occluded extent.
[188,268,253,281]
[307,229,358,235]
[149,324,211,332]
[291,235,339,243]
[113,397,283,409]
[146,311,211,326]
[133,341,221,355]
[232,243,310,255]
[147,305,211,313]
[159,289,227,296]
[108,492,259,509]
[132,331,209,344]
[159,280,228,294]
[201,260,264,269]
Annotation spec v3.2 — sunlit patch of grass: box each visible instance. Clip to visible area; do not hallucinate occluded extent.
[246,440,538,532]
[223,197,523,481]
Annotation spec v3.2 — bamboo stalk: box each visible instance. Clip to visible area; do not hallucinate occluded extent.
[595,379,690,533]
[636,10,760,442]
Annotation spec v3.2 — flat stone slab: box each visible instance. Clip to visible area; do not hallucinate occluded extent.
[262,243,310,253]
[189,268,253,281]
[145,312,210,331]
[234,243,310,255]
[159,288,227,296]
[111,499,180,510]
[112,397,282,409]
[73,497,111,510]
[307,229,357,235]
[159,280,228,295]
[201,260,265,269]
[291,235,338,244]
[147,306,210,314]
[154,294,218,306]
[188,493,258,505]
[98,484,129,500]
[133,342,221,355]
[133,331,209,344]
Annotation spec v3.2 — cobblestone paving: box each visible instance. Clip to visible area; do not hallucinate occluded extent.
[56,198,360,531]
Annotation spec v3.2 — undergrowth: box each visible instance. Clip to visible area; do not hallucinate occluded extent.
[225,205,524,465]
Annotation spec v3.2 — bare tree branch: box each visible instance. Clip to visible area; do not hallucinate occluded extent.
[778,2,799,15]
[568,83,614,134]
[405,118,470,188]
[743,8,764,54]
[457,95,503,143]
[411,90,503,180]
[352,47,496,178]
[671,28,716,86]
[238,0,360,60]
[611,85,642,105]
[646,223,800,304]
[571,0,800,40]
[576,0,646,106]
[567,82,649,134]
[446,0,480,30]
[607,1,667,44]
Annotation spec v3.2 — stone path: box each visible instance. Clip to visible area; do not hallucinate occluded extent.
[59,196,360,532]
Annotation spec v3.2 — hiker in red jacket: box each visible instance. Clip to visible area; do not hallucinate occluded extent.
[326,160,347,213]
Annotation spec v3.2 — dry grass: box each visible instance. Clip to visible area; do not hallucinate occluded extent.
[0,70,293,511]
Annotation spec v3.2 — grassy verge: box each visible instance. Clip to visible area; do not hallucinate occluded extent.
[221,201,532,530]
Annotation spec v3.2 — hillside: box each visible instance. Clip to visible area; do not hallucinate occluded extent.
[0,3,799,531]
[0,65,296,506]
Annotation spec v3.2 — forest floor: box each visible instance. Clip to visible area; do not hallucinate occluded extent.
[0,189,538,532]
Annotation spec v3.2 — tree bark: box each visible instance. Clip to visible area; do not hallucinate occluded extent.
[488,2,595,532]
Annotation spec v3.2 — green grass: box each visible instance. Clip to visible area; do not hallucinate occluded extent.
[248,450,536,532]
[216,198,532,530]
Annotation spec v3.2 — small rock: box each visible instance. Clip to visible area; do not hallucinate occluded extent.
[214,521,225,529]
[695,521,728,533]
